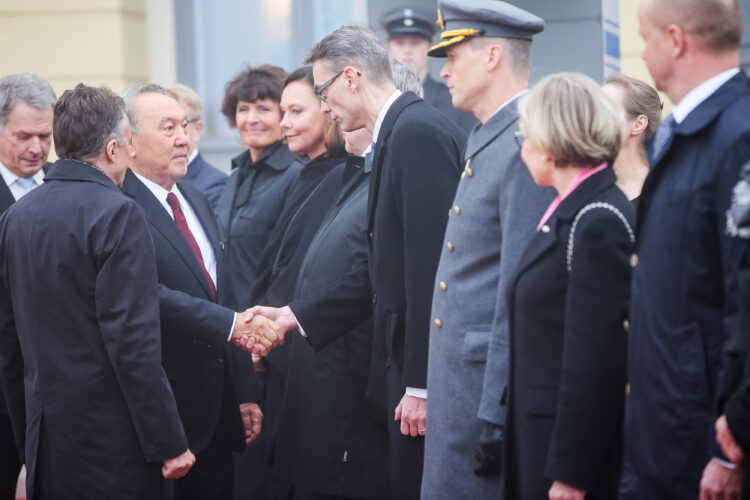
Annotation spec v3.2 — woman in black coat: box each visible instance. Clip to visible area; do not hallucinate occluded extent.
[505,73,635,500]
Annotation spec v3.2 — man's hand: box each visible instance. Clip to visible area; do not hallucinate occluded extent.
[716,414,744,464]
[232,311,284,356]
[251,352,267,373]
[394,393,426,437]
[239,402,263,445]
[699,457,742,500]
[240,305,298,356]
[162,449,195,479]
[548,481,585,500]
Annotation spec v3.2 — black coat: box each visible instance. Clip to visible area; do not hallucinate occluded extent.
[423,75,477,136]
[0,160,187,499]
[505,167,634,499]
[275,156,390,499]
[122,170,256,454]
[216,141,303,302]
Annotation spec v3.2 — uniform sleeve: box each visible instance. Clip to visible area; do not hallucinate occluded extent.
[388,122,461,388]
[94,201,188,462]
[544,210,632,490]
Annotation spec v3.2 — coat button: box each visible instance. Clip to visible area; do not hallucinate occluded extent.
[372,294,377,304]
[439,281,447,291]
[461,171,466,179]
[623,319,630,332]
[466,167,473,177]
[630,253,639,268]
[434,318,442,328]
[454,205,461,215]
[218,357,224,364]
[465,158,471,169]
[625,384,631,397]
[447,242,454,252]
[541,225,550,233]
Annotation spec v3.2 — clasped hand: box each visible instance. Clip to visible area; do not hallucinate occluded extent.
[231,310,285,356]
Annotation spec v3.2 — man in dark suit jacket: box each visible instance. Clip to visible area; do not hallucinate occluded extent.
[167,83,227,210]
[625,1,750,498]
[242,26,465,499]
[380,6,477,135]
[122,84,282,500]
[0,83,195,499]
[0,72,56,500]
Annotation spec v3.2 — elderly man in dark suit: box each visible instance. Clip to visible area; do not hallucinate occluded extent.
[167,83,227,210]
[380,6,477,135]
[121,84,282,500]
[243,25,465,499]
[0,72,56,500]
[625,0,750,499]
[0,83,195,499]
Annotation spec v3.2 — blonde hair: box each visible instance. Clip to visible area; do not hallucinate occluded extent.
[519,72,624,167]
[166,83,204,120]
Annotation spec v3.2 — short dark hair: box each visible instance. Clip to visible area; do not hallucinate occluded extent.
[221,64,287,128]
[54,83,128,161]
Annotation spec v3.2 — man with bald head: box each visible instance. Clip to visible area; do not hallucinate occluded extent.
[626,0,750,498]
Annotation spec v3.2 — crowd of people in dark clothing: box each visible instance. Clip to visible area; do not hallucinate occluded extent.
[2,0,750,499]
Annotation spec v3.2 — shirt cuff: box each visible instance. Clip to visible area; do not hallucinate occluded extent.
[226,312,237,342]
[406,387,427,399]
[714,457,738,470]
[290,308,307,337]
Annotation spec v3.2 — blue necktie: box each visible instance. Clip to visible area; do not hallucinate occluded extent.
[15,177,35,195]
[650,114,676,165]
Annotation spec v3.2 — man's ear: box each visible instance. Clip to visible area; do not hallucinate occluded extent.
[343,66,361,92]
[666,23,688,59]
[127,137,137,159]
[487,44,504,72]
[105,138,119,162]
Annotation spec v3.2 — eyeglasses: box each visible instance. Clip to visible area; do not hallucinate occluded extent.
[514,129,525,149]
[314,70,362,103]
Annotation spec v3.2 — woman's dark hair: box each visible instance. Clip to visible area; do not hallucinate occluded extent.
[603,73,663,140]
[284,66,347,158]
[221,64,287,128]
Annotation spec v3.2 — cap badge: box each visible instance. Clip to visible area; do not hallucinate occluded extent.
[404,18,414,26]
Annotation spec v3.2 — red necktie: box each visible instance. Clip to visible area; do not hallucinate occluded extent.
[166,192,217,301]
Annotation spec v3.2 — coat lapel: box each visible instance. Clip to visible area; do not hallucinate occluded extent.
[367,92,421,230]
[121,170,213,300]
[0,181,15,213]
[464,98,520,161]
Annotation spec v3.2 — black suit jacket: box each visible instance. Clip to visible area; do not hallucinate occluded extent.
[505,167,633,499]
[122,169,257,454]
[291,92,464,408]
[0,161,187,498]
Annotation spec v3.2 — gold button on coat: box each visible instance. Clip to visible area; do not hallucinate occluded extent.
[461,171,466,179]
[447,242,454,252]
[625,384,631,397]
[630,253,639,268]
[454,205,461,215]
[439,281,447,291]
[623,319,630,332]
[434,318,442,328]
[466,167,473,177]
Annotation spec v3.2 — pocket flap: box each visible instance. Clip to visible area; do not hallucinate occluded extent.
[461,330,492,363]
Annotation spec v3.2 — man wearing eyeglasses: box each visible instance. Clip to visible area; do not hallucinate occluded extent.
[242,25,466,499]
[166,83,227,210]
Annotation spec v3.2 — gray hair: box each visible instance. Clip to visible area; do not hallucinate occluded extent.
[166,83,204,120]
[0,73,56,129]
[390,59,424,98]
[122,83,175,134]
[305,26,393,86]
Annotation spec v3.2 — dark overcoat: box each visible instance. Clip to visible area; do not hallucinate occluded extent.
[183,152,227,210]
[423,75,477,135]
[291,92,464,498]
[121,170,256,455]
[216,141,303,301]
[0,160,187,499]
[505,167,634,499]
[626,71,750,499]
[275,156,390,499]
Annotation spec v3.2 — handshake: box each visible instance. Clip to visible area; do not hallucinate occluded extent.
[230,305,298,356]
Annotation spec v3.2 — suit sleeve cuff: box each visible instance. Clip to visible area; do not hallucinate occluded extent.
[406,387,427,399]
[290,308,307,337]
[227,312,236,342]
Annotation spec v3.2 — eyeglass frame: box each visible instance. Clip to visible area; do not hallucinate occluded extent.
[314,69,362,103]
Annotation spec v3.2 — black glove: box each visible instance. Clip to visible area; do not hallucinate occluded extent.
[473,421,504,476]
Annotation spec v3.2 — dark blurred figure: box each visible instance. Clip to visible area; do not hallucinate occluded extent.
[0,72,55,500]
[167,83,228,210]
[380,5,477,134]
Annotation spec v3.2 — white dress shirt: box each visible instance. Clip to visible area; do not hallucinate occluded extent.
[0,162,45,200]
[133,172,236,341]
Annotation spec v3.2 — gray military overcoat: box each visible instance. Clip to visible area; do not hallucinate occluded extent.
[421,98,555,499]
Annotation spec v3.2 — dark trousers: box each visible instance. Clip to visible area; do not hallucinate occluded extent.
[0,414,20,500]
[175,433,233,500]
[386,367,424,500]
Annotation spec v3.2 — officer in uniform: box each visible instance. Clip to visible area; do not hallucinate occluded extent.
[379,5,477,134]
[422,1,551,498]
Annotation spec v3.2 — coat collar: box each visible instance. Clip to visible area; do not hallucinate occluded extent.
[230,140,296,172]
[44,159,119,190]
[121,169,215,300]
[464,98,519,160]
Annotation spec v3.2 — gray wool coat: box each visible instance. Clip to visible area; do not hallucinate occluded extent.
[421,97,555,499]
